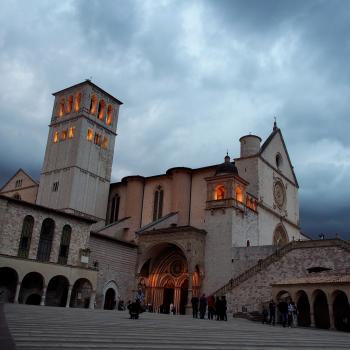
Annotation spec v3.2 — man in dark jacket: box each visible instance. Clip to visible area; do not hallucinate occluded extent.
[278,299,288,327]
[199,294,207,319]
[191,296,199,318]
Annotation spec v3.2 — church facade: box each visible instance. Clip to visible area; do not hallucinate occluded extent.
[1,81,349,331]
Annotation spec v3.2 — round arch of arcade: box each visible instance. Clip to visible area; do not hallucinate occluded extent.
[0,266,96,309]
[137,242,203,315]
[273,286,350,332]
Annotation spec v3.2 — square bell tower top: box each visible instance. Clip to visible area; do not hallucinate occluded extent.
[51,80,123,133]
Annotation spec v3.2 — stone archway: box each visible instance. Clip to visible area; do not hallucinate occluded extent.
[296,290,311,327]
[102,280,119,310]
[0,267,18,303]
[70,278,92,308]
[313,290,330,329]
[19,272,44,305]
[45,275,69,307]
[273,224,289,246]
[333,290,350,332]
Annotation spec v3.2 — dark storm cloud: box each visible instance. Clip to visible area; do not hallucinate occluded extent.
[0,0,350,238]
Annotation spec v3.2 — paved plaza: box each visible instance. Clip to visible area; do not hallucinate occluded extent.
[1,304,350,350]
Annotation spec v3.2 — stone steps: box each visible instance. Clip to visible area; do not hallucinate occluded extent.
[2,304,350,350]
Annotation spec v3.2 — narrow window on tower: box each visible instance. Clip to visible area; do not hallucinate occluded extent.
[94,133,102,146]
[52,181,59,192]
[102,136,109,149]
[53,131,59,143]
[57,98,65,117]
[235,185,244,203]
[153,186,164,221]
[98,100,106,120]
[109,194,120,223]
[74,92,81,112]
[61,130,67,141]
[68,127,75,139]
[90,95,98,114]
[66,95,73,113]
[87,128,94,141]
[106,105,113,125]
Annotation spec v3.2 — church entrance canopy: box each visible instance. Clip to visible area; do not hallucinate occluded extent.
[136,226,206,314]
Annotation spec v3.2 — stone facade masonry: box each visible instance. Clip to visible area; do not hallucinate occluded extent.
[225,241,350,313]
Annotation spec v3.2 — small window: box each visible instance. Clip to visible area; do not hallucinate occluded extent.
[52,181,59,192]
[74,92,81,112]
[215,185,225,200]
[102,136,109,149]
[66,95,73,113]
[15,179,22,188]
[58,98,65,117]
[106,105,113,125]
[61,130,67,141]
[13,193,21,200]
[235,186,244,203]
[153,186,164,221]
[98,100,106,120]
[90,95,98,114]
[18,215,34,258]
[94,133,102,146]
[53,131,59,143]
[276,153,283,169]
[87,128,94,141]
[68,127,75,139]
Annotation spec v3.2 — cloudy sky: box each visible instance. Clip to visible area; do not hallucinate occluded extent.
[0,0,349,239]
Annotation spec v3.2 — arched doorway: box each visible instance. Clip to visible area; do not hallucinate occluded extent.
[0,267,18,303]
[273,224,289,246]
[313,290,330,329]
[70,278,92,308]
[138,243,198,315]
[45,275,69,307]
[19,272,44,304]
[333,291,350,332]
[296,290,311,327]
[104,288,116,310]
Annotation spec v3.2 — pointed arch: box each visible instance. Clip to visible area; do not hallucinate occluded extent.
[37,218,55,262]
[18,215,34,258]
[273,224,289,246]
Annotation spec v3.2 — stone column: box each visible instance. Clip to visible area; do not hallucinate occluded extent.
[89,291,96,309]
[14,282,21,303]
[40,285,47,306]
[66,285,73,308]
[185,272,193,315]
[328,302,335,330]
[310,311,315,327]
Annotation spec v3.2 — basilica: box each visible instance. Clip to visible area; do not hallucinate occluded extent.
[1,81,349,331]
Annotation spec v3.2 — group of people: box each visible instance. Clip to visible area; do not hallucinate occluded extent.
[191,294,227,320]
[262,299,298,327]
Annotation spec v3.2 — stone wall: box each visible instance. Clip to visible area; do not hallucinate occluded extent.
[226,241,350,313]
[89,233,138,308]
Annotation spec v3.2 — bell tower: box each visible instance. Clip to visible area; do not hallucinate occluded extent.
[36,80,123,221]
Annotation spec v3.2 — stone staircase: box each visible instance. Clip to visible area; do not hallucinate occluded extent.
[2,303,350,349]
[214,239,350,297]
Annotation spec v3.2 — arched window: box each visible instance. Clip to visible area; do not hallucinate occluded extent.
[66,95,73,113]
[106,105,113,125]
[18,215,34,258]
[74,92,81,112]
[273,224,289,246]
[37,218,55,262]
[98,100,106,120]
[109,194,120,224]
[57,99,65,117]
[58,225,71,265]
[235,186,244,203]
[89,95,98,114]
[214,185,225,200]
[153,186,164,221]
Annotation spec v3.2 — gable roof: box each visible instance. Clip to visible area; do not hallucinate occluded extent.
[259,125,299,187]
[0,168,39,192]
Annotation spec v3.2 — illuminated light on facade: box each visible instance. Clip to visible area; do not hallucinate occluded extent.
[87,128,93,141]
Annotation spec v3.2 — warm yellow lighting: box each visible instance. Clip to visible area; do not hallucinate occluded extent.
[94,133,102,146]
[98,100,106,120]
[61,130,67,141]
[102,136,109,149]
[106,105,113,125]
[90,95,98,114]
[235,186,244,203]
[66,95,73,113]
[87,128,94,141]
[215,185,225,200]
[68,127,75,139]
[74,92,81,112]
[53,131,59,143]
[58,99,65,117]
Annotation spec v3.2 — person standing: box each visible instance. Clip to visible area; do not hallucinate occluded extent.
[199,294,207,319]
[215,296,222,320]
[278,299,288,327]
[221,296,227,321]
[207,295,215,320]
[268,300,276,326]
[191,295,199,318]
